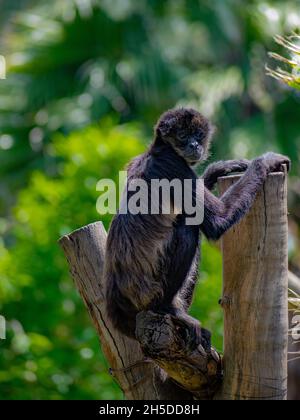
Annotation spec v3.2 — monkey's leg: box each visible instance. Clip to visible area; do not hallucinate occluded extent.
[174,247,201,312]
[160,247,209,350]
[202,159,249,191]
[171,253,212,351]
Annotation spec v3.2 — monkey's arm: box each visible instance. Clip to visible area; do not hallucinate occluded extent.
[201,153,290,241]
[202,159,250,191]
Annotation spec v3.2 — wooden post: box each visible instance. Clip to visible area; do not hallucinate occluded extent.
[59,222,221,400]
[216,171,288,400]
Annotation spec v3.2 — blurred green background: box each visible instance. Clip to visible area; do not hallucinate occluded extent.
[0,0,299,400]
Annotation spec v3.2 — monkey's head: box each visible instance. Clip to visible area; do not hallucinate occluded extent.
[155,108,214,165]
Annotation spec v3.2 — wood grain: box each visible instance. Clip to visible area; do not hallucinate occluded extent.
[216,171,288,400]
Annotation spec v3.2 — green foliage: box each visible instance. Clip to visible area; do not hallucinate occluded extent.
[191,241,223,352]
[0,122,144,399]
[0,0,300,400]
[1,0,300,213]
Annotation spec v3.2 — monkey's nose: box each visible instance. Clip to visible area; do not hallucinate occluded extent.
[189,141,199,151]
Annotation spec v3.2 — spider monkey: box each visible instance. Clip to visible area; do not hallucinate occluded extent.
[104,108,290,348]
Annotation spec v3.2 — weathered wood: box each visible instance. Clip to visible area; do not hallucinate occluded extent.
[59,222,201,400]
[216,171,288,400]
[136,310,222,399]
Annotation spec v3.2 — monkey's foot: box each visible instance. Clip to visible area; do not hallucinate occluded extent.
[135,310,222,399]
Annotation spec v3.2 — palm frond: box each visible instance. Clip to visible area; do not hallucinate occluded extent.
[267,33,300,90]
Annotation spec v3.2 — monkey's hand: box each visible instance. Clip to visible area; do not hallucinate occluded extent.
[259,152,291,173]
[203,159,250,191]
[224,159,250,174]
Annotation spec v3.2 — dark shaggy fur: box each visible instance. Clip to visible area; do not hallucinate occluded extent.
[104,107,290,341]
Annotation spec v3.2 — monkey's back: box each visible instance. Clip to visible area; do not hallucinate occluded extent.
[104,152,179,337]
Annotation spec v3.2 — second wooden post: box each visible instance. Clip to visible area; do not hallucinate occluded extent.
[216,171,288,400]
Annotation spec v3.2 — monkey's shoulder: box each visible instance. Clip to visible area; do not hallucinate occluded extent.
[127,149,196,182]
[126,152,148,177]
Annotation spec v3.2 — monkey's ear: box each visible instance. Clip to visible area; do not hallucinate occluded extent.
[156,116,176,138]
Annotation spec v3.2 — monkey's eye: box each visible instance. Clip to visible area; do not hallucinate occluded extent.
[177,130,187,142]
[196,129,205,142]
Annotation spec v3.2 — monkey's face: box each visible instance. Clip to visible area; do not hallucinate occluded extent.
[155,108,213,166]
